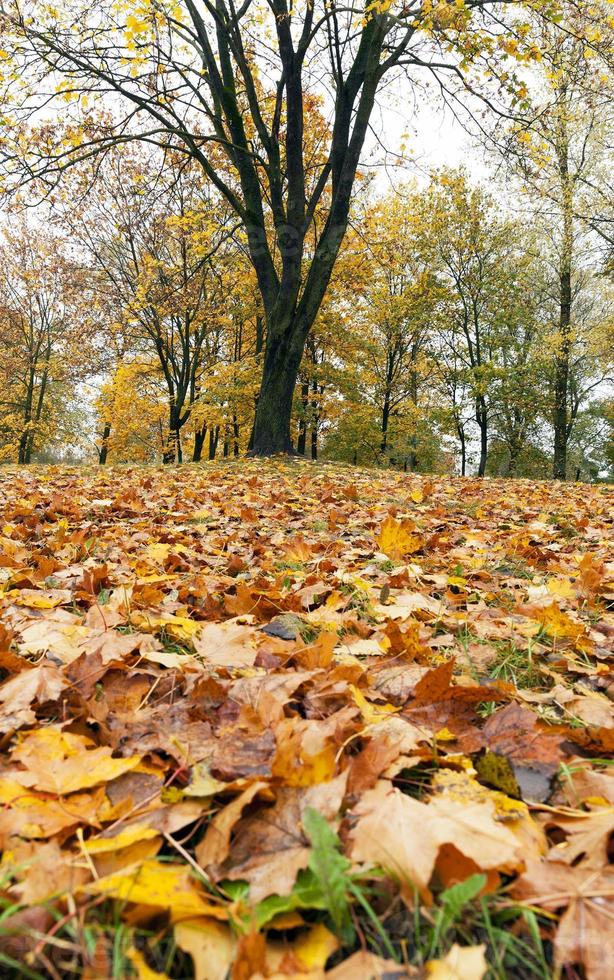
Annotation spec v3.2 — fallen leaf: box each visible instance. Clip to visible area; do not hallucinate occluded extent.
[175,918,236,980]
[84,860,227,918]
[427,944,487,979]
[377,516,423,560]
[11,727,141,794]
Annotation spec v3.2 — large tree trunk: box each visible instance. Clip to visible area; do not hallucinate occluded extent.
[163,404,183,464]
[250,328,305,455]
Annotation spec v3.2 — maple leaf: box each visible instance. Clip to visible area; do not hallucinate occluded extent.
[0,664,67,733]
[84,859,228,919]
[10,727,141,794]
[427,944,487,980]
[512,861,614,979]
[376,515,423,560]
[350,780,525,899]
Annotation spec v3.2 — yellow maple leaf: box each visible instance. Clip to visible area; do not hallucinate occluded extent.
[546,577,576,600]
[126,14,150,34]
[83,823,160,854]
[534,602,592,652]
[377,515,423,559]
[84,860,227,918]
[294,923,339,969]
[427,943,487,979]
[350,684,399,726]
[11,728,141,795]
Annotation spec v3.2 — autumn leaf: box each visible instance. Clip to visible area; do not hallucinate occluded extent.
[174,918,236,980]
[427,944,487,980]
[10,727,141,794]
[0,459,610,977]
[84,860,228,919]
[350,779,525,899]
[376,515,423,560]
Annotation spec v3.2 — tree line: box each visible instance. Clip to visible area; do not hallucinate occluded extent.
[0,0,612,478]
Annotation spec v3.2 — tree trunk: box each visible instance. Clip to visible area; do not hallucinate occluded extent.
[208,427,219,460]
[233,418,240,456]
[297,381,309,455]
[192,426,207,462]
[250,329,304,455]
[553,86,574,481]
[553,265,572,479]
[311,423,318,461]
[458,425,467,477]
[163,404,184,464]
[18,366,36,465]
[381,394,391,457]
[476,397,488,477]
[310,382,319,460]
[99,422,111,464]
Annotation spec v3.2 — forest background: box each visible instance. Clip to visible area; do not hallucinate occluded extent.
[0,0,612,480]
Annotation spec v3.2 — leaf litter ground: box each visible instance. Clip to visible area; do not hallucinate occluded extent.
[0,459,612,979]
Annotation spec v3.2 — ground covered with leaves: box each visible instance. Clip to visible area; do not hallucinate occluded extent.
[0,460,612,980]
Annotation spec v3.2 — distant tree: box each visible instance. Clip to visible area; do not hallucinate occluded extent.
[65,148,241,462]
[0,223,91,463]
[502,12,614,477]
[351,190,441,470]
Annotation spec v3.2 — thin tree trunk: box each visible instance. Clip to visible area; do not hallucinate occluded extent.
[208,426,219,460]
[553,85,573,481]
[99,422,111,464]
[477,397,488,477]
[457,424,467,477]
[553,266,572,479]
[381,394,390,457]
[310,382,319,460]
[311,423,318,461]
[18,366,36,465]
[233,418,240,456]
[297,381,309,455]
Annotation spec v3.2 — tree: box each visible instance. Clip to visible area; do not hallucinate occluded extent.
[96,359,168,463]
[502,12,614,477]
[423,174,512,476]
[0,222,91,463]
[0,0,585,455]
[64,147,241,462]
[351,189,441,469]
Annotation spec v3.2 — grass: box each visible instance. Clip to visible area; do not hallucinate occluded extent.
[488,640,547,690]
[0,805,557,980]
